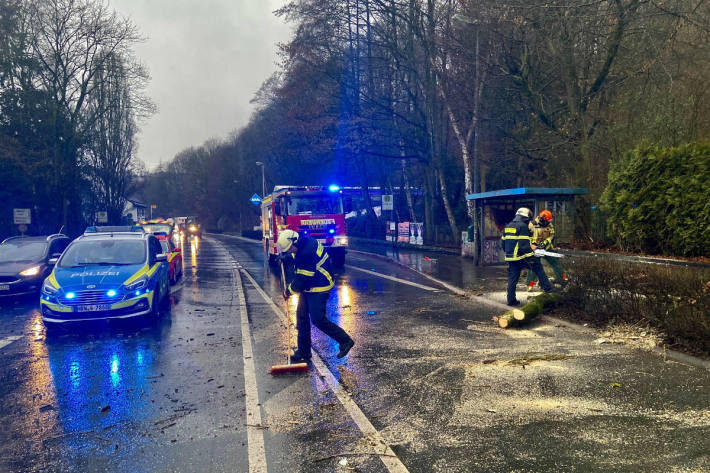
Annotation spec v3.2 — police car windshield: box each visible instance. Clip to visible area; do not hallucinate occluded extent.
[0,240,47,263]
[59,240,146,267]
[286,195,342,215]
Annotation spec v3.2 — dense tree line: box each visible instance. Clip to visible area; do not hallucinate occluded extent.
[145,0,710,245]
[0,0,152,239]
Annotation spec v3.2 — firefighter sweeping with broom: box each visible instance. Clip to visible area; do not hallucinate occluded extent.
[276,229,355,365]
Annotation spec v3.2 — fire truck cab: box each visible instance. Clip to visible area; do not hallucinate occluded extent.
[261,185,349,266]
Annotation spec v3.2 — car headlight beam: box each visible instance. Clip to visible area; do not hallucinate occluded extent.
[20,266,41,277]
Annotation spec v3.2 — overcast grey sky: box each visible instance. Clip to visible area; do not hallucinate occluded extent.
[109,0,292,169]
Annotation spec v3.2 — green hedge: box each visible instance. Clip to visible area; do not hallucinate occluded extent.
[601,143,710,257]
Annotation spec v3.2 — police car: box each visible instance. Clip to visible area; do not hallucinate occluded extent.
[39,227,170,325]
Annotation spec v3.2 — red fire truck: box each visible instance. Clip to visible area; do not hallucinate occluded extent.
[261,185,350,266]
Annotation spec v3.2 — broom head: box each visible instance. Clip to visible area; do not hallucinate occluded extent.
[269,362,309,375]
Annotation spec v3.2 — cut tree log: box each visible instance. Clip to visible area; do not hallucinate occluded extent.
[495,292,561,328]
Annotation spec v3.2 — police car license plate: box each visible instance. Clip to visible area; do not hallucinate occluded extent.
[77,305,110,312]
[0,285,9,291]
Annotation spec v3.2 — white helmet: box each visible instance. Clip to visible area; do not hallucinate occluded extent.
[515,207,532,218]
[277,229,299,252]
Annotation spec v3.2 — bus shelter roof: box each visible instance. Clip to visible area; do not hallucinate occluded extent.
[466,187,588,201]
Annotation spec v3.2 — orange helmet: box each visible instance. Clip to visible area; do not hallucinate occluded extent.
[539,210,553,221]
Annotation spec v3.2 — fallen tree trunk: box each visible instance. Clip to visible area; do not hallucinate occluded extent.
[494,293,561,328]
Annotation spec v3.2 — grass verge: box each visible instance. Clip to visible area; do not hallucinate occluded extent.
[549,257,710,358]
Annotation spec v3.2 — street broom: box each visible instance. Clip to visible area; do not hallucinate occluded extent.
[269,260,309,375]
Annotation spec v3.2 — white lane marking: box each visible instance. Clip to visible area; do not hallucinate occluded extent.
[0,336,22,350]
[310,355,410,472]
[237,266,411,473]
[232,261,268,473]
[399,265,513,312]
[345,264,440,292]
[216,232,436,292]
[212,233,261,244]
[348,249,514,312]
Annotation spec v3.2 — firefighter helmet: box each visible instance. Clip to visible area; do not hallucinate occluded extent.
[539,210,553,221]
[277,229,299,252]
[515,207,532,218]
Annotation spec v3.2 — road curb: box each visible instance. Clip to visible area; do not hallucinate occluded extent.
[349,249,710,371]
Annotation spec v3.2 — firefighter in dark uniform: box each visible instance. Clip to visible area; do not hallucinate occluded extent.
[277,229,355,363]
[502,208,556,306]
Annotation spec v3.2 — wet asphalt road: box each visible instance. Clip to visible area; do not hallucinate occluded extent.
[0,235,708,473]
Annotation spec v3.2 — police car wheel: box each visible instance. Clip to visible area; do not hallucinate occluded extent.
[151,287,161,316]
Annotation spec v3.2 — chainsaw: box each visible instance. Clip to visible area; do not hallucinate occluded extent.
[534,248,564,258]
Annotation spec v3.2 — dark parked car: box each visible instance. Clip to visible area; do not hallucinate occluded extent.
[0,234,71,297]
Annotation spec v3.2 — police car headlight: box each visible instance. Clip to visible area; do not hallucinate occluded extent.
[20,266,41,277]
[124,276,148,293]
[42,278,58,295]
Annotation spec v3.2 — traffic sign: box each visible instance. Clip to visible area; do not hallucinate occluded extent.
[18,224,28,233]
[13,208,31,224]
[250,194,262,206]
[382,194,394,211]
[96,211,108,223]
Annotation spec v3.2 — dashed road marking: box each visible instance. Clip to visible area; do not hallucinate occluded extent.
[0,336,22,350]
[344,264,440,291]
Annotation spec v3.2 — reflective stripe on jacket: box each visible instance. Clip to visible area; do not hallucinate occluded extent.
[288,236,334,293]
[502,216,535,261]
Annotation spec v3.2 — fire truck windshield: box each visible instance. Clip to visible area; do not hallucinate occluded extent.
[285,195,343,215]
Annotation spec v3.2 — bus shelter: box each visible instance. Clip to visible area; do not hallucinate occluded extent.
[465,187,587,265]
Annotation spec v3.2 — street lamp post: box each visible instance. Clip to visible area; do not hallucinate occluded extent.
[255,161,266,198]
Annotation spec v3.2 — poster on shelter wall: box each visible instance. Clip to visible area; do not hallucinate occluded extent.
[410,222,423,245]
[483,238,504,264]
[397,222,410,242]
[386,221,396,242]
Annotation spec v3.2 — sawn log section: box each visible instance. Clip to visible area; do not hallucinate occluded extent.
[495,293,561,328]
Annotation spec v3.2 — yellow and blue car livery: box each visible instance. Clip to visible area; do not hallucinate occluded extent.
[40,231,169,324]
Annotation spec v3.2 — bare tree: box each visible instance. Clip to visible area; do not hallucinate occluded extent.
[83,51,153,224]
[25,0,143,229]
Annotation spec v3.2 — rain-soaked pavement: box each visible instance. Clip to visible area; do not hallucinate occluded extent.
[0,235,708,472]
